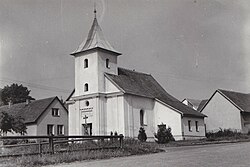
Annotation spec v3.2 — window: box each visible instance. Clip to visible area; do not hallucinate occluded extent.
[106,59,110,68]
[195,121,199,132]
[188,120,192,132]
[140,109,145,126]
[85,101,89,106]
[52,108,59,116]
[84,59,88,68]
[57,125,64,135]
[47,124,54,135]
[84,83,88,92]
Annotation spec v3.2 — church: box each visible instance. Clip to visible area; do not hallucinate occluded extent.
[66,10,206,140]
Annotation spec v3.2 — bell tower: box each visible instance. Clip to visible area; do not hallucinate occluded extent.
[71,9,121,97]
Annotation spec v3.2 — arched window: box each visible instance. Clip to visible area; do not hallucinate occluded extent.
[106,59,110,68]
[84,59,88,68]
[84,83,88,92]
[140,109,144,126]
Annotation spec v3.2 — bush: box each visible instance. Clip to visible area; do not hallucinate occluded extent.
[154,124,175,144]
[138,127,147,142]
[206,128,242,139]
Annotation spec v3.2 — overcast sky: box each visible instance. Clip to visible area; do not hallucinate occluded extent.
[0,0,250,101]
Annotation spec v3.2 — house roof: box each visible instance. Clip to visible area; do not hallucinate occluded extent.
[199,89,250,113]
[197,99,208,112]
[105,68,206,118]
[0,96,66,124]
[71,17,121,56]
[182,98,202,109]
[218,89,250,112]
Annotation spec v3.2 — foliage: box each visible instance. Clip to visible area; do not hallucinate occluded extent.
[0,112,13,134]
[138,127,147,142]
[206,128,242,139]
[154,124,175,144]
[1,83,35,105]
[0,112,27,135]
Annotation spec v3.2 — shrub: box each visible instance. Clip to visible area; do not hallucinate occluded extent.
[206,128,242,139]
[138,127,147,142]
[154,124,175,144]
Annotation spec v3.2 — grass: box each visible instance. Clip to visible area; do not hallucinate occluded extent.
[2,138,163,167]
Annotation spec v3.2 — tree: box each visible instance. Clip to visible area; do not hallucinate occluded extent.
[154,124,175,144]
[1,83,35,105]
[138,127,147,142]
[0,112,27,135]
[0,112,14,135]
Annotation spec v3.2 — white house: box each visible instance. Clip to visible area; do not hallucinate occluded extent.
[0,96,68,136]
[66,11,206,140]
[200,89,250,133]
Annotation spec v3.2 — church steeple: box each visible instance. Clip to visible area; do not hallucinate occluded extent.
[71,9,121,56]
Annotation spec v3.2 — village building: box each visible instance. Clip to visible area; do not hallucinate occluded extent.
[182,98,208,112]
[0,96,68,136]
[200,89,250,133]
[66,11,206,140]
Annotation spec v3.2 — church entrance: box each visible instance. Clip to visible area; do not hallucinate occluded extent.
[82,123,92,136]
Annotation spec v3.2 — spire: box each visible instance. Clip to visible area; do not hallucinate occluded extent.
[71,8,121,56]
[94,2,97,19]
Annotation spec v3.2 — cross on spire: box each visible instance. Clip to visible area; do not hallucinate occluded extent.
[94,2,97,18]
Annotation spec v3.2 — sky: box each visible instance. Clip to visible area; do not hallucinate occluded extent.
[0,0,250,101]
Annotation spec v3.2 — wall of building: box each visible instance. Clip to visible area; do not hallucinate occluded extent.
[182,117,205,139]
[123,95,155,139]
[37,99,68,135]
[154,101,183,140]
[202,92,242,132]
[241,114,250,133]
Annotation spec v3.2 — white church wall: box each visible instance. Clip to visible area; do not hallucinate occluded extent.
[75,52,99,96]
[98,51,118,93]
[124,95,155,139]
[202,92,242,132]
[104,77,120,93]
[154,101,183,140]
[106,95,125,135]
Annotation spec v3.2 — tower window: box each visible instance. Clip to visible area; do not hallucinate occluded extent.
[106,59,110,68]
[84,83,89,92]
[84,59,88,68]
[85,101,90,106]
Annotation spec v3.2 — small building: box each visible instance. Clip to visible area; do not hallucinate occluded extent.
[0,96,68,136]
[200,89,250,133]
[66,11,206,140]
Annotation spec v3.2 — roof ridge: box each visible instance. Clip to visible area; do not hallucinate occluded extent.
[218,89,249,95]
[118,67,151,76]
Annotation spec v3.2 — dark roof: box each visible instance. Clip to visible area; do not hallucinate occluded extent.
[71,17,121,55]
[182,98,202,109]
[197,99,208,112]
[106,68,206,118]
[218,89,250,112]
[0,97,65,124]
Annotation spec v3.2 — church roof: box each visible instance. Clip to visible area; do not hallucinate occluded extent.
[106,68,206,118]
[71,17,121,55]
[0,96,67,124]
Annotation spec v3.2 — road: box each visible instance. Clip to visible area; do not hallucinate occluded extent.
[46,142,250,167]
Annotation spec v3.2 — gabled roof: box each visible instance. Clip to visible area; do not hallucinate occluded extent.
[199,89,250,113]
[197,99,208,112]
[0,96,67,124]
[182,98,202,109]
[106,68,206,118]
[71,17,121,56]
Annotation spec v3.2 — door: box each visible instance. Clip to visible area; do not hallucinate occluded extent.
[82,123,92,136]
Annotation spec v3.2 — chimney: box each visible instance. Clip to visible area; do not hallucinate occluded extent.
[26,99,30,105]
[8,100,13,108]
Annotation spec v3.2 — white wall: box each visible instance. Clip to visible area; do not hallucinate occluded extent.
[154,101,183,140]
[182,117,206,139]
[202,92,242,132]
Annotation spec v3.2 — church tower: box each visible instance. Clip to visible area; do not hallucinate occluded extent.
[68,9,121,136]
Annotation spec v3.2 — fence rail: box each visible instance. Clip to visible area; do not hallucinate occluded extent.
[0,135,124,157]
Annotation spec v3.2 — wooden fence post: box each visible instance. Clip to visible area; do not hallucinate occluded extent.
[49,136,54,154]
[119,135,123,149]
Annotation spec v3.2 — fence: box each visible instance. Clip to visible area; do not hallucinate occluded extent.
[0,135,124,157]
